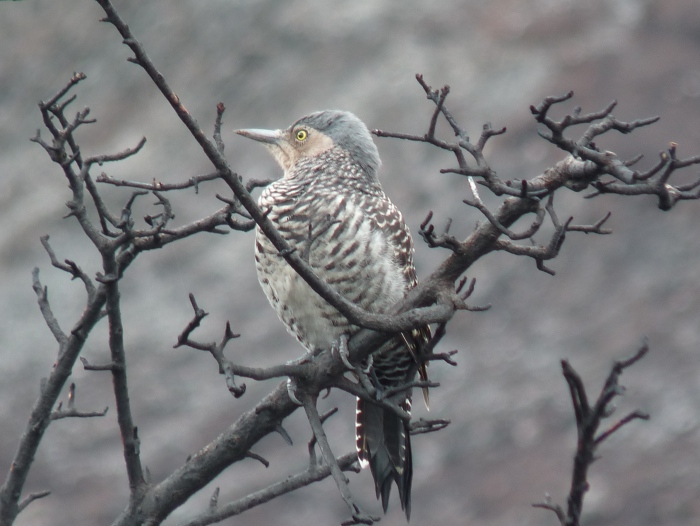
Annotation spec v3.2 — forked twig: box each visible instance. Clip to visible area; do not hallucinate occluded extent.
[533,340,650,526]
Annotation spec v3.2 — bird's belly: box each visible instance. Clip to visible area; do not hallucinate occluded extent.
[255,226,406,352]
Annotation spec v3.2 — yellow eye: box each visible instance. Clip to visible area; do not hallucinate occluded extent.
[295,129,308,142]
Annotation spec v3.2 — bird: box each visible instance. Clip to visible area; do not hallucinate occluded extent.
[236,110,429,520]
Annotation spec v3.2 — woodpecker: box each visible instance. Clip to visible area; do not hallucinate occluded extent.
[237,110,429,519]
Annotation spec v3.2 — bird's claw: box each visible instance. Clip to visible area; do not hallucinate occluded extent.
[331,334,353,369]
[361,355,373,374]
[286,378,303,405]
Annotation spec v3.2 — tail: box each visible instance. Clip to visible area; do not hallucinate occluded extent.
[356,396,413,520]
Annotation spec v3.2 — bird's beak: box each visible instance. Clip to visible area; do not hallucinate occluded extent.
[235,128,283,145]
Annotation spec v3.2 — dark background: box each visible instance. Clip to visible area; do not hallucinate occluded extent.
[1,1,699,525]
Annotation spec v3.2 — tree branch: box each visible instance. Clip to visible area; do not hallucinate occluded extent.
[533,340,650,526]
[301,395,378,525]
[178,452,359,526]
[50,383,109,421]
[94,0,459,340]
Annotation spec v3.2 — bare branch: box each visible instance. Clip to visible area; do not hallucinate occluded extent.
[567,212,613,235]
[213,102,226,155]
[594,409,650,445]
[425,349,459,367]
[174,294,247,398]
[96,2,464,363]
[50,383,109,421]
[41,72,87,110]
[16,491,52,515]
[96,171,221,192]
[31,268,67,347]
[463,195,545,240]
[85,136,147,166]
[301,395,378,525]
[419,210,461,251]
[80,356,121,372]
[532,496,566,524]
[535,340,650,526]
[178,452,359,526]
[40,235,96,297]
[331,376,412,422]
[1,249,108,525]
[103,247,146,492]
[15,7,697,522]
[308,407,339,466]
[409,418,451,435]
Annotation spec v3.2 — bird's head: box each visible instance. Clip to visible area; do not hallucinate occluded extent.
[236,110,381,177]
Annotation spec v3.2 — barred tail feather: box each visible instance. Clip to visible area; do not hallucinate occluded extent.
[400,327,432,410]
[355,397,413,520]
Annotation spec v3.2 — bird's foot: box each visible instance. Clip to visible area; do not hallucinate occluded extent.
[331,334,353,369]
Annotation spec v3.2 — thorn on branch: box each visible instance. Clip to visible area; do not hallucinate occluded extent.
[209,487,220,511]
[245,451,270,468]
[275,424,294,446]
[536,258,556,276]
[17,490,52,514]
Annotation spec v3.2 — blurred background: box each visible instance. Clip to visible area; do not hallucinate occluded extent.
[1,0,699,524]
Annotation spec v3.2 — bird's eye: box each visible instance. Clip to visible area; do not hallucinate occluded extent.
[295,129,308,142]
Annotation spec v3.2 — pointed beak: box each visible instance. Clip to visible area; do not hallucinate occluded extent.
[235,128,283,145]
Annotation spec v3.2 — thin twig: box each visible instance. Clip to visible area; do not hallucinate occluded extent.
[301,395,378,525]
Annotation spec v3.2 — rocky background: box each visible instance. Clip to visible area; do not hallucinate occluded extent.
[1,1,699,525]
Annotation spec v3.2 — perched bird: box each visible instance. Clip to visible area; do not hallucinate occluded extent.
[236,110,429,519]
